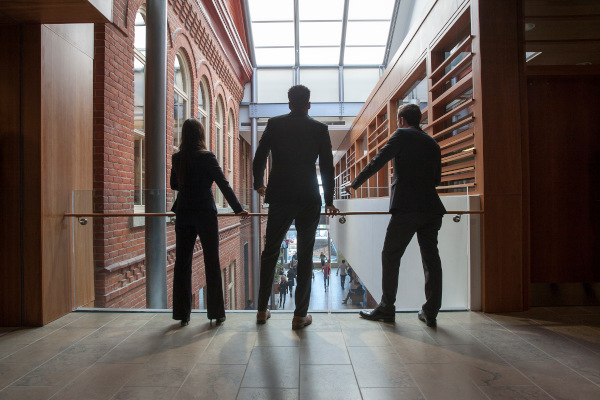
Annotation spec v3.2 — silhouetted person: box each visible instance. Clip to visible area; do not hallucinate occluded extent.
[171,119,248,326]
[253,85,339,329]
[345,104,445,327]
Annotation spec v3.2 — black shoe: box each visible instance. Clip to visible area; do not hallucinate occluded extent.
[359,305,395,322]
[215,316,226,324]
[418,310,437,327]
[180,319,189,327]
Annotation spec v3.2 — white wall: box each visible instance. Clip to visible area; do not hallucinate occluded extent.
[331,195,481,311]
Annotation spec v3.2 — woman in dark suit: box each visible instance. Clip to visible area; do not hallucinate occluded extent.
[170,118,248,326]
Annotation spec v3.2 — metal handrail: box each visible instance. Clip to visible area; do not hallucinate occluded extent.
[65,210,483,225]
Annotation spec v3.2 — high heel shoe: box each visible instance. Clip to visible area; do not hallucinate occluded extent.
[180,319,189,327]
[209,316,226,325]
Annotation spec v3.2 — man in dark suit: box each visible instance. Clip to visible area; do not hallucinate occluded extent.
[345,103,445,327]
[253,85,339,329]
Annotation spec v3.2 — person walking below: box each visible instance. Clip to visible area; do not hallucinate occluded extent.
[338,260,348,290]
[279,275,289,309]
[253,85,339,330]
[345,104,445,326]
[322,261,331,290]
[170,119,249,327]
[287,266,296,298]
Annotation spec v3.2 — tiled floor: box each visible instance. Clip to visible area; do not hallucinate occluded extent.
[1,307,600,399]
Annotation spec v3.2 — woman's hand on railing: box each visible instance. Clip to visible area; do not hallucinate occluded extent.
[237,210,250,220]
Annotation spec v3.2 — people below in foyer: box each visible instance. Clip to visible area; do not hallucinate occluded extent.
[345,103,445,326]
[287,266,296,298]
[338,260,348,290]
[347,264,354,283]
[322,261,331,290]
[278,275,289,309]
[170,118,249,327]
[342,278,365,305]
[253,84,339,329]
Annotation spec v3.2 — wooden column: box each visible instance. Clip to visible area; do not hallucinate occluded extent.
[0,23,23,327]
[1,24,95,326]
[472,0,527,312]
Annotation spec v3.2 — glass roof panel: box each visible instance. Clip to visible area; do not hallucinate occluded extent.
[255,47,295,66]
[346,21,391,46]
[348,0,395,20]
[248,0,293,21]
[300,47,340,65]
[300,21,343,46]
[252,22,295,47]
[299,0,345,21]
[344,46,386,65]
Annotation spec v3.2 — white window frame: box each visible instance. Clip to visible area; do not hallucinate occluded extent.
[173,51,190,149]
[215,97,225,208]
[227,110,234,189]
[134,9,146,213]
[228,262,236,310]
[198,77,211,151]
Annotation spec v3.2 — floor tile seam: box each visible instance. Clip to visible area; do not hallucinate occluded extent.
[94,313,164,365]
[0,315,128,392]
[463,328,561,399]
[527,319,600,357]
[501,332,600,389]
[338,318,365,400]
[472,380,494,399]
[171,325,234,399]
[509,323,600,359]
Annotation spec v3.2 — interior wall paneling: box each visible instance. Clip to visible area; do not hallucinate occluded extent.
[40,24,94,323]
[22,24,44,326]
[472,0,525,312]
[528,76,600,286]
[0,24,23,327]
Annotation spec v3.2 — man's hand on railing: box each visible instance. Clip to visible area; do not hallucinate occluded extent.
[257,186,266,196]
[237,210,250,220]
[324,205,340,216]
[343,185,353,195]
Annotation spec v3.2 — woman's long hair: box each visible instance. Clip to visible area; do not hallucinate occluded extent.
[178,118,207,185]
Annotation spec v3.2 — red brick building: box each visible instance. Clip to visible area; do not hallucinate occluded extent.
[92,0,255,309]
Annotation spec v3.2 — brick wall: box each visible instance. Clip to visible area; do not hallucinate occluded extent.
[92,0,251,311]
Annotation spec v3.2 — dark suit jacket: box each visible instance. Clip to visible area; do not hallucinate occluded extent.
[170,150,243,215]
[253,111,335,206]
[351,127,446,215]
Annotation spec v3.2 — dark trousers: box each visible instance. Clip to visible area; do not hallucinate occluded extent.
[279,292,286,308]
[340,274,346,289]
[381,212,443,319]
[258,202,321,317]
[173,211,225,321]
[324,275,329,288]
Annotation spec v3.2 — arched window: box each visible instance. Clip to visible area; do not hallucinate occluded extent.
[173,51,190,148]
[227,110,235,189]
[198,77,210,151]
[215,97,224,207]
[133,9,146,209]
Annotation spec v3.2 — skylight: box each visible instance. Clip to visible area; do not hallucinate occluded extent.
[248,0,396,67]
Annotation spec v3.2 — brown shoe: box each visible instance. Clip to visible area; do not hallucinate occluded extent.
[256,309,271,324]
[292,314,312,330]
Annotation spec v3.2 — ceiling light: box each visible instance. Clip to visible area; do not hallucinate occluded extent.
[525,23,535,31]
[576,62,592,66]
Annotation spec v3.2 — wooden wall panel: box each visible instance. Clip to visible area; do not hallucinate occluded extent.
[472,0,526,312]
[40,24,94,323]
[0,24,23,326]
[528,76,600,284]
[22,24,44,326]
